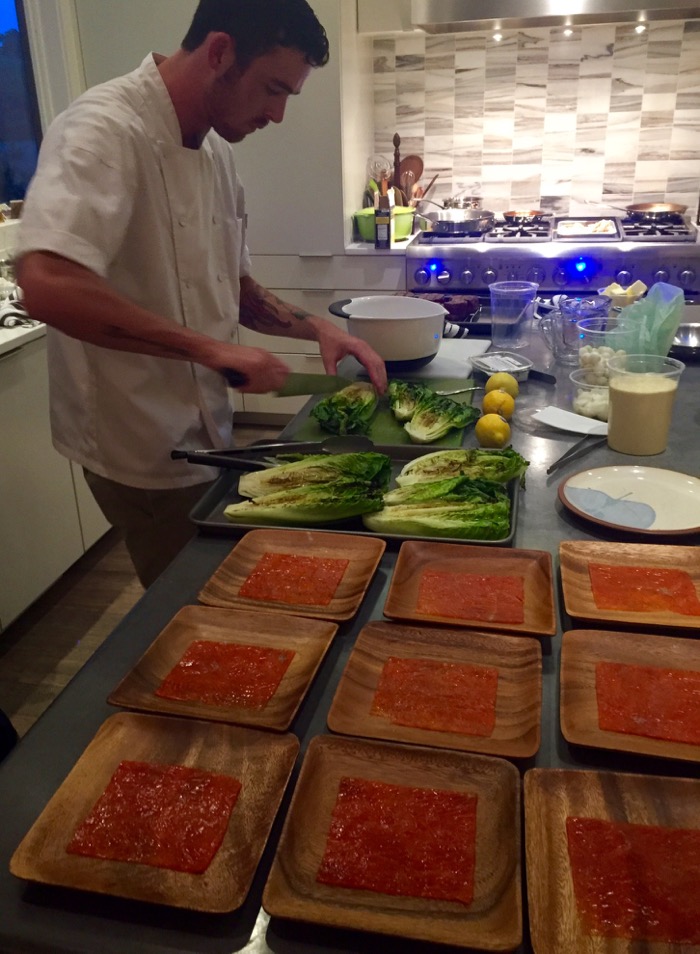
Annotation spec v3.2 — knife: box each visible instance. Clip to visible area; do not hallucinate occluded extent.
[222,369,353,397]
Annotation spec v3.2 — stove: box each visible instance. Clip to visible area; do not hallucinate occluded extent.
[406,215,700,298]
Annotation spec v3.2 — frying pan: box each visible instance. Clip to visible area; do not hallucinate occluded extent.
[625,202,688,222]
[417,203,495,234]
[503,209,548,225]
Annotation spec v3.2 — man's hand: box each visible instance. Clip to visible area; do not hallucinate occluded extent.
[314,321,388,394]
[212,345,290,394]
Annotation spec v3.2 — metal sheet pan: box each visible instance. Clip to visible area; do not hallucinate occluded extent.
[189,445,521,548]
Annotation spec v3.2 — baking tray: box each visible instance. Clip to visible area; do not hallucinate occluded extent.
[189,445,520,547]
[553,216,621,241]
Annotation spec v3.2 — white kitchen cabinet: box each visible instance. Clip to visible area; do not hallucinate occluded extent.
[0,336,85,631]
[235,0,375,255]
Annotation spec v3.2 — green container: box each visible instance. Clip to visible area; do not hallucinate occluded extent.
[354,206,415,242]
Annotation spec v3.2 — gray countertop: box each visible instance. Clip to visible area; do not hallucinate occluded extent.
[0,334,699,954]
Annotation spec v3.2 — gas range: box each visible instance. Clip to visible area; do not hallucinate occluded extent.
[406,216,700,297]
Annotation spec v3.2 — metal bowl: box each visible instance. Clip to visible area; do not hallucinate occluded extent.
[669,323,700,359]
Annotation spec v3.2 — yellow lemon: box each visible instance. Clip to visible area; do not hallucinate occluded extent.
[484,372,519,399]
[475,413,511,448]
[481,388,515,420]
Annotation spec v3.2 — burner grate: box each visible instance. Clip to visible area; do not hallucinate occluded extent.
[619,216,697,242]
[489,223,552,243]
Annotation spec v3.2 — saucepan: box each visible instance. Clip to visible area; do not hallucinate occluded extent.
[329,295,451,370]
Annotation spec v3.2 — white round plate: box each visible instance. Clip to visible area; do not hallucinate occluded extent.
[559,465,700,535]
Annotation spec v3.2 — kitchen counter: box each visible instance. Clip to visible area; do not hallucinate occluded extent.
[0,321,45,357]
[0,340,699,954]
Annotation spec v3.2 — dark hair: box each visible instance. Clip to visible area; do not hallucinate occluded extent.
[182,0,329,68]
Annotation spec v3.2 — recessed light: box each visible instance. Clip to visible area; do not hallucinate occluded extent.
[493,32,503,42]
[563,28,573,37]
[635,23,646,33]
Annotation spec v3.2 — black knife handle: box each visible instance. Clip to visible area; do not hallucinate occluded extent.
[222,368,248,388]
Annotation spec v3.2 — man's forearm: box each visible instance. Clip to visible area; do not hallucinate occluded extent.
[238,275,323,341]
[18,251,220,366]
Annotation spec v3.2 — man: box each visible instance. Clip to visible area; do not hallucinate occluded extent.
[16,0,386,588]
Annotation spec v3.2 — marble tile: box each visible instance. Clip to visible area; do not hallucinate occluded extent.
[371,19,700,218]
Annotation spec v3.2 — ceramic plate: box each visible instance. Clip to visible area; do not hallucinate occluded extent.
[559,539,700,632]
[559,465,700,534]
[198,529,385,622]
[384,541,557,637]
[560,628,700,763]
[524,768,700,953]
[10,713,298,913]
[327,621,542,758]
[108,605,338,731]
[263,735,522,951]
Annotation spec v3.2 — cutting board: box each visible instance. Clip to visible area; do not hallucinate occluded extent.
[293,336,491,448]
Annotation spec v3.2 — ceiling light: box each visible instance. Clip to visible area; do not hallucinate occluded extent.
[493,32,503,41]
[563,27,573,36]
[635,22,646,32]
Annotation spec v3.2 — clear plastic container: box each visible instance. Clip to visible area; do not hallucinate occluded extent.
[569,368,609,421]
[470,351,533,381]
[576,316,633,383]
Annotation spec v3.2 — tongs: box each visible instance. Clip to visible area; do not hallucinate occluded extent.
[171,435,375,471]
[546,431,607,475]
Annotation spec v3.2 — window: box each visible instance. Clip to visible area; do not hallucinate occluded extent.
[0,0,42,202]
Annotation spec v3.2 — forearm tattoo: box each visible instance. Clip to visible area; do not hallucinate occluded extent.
[239,284,312,333]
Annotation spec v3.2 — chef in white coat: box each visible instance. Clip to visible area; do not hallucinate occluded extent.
[15,0,387,587]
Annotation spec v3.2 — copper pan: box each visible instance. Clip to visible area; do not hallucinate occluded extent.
[625,202,687,222]
[503,209,548,225]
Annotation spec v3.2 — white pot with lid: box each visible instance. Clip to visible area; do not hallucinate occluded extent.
[329,295,456,371]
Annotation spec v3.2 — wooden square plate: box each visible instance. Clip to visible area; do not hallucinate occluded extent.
[327,620,542,758]
[524,767,700,953]
[263,735,522,951]
[10,712,299,912]
[560,627,700,763]
[384,541,556,636]
[108,605,338,731]
[559,539,700,631]
[198,528,386,621]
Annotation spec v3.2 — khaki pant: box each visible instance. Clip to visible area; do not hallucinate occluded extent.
[83,469,215,588]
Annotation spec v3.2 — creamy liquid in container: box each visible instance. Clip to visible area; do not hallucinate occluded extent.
[607,375,678,455]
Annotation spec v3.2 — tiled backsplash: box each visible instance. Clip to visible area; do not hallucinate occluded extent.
[372,20,700,218]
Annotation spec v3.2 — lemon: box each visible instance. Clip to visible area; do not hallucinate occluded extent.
[484,372,519,399]
[475,413,511,448]
[481,388,515,420]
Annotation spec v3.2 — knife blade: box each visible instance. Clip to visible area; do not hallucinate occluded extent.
[222,369,353,397]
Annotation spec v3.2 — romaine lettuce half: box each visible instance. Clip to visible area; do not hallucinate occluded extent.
[311,382,378,435]
[237,452,392,499]
[396,447,529,487]
[403,393,480,444]
[224,479,385,525]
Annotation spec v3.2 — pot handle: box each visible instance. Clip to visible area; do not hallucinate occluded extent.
[328,299,354,319]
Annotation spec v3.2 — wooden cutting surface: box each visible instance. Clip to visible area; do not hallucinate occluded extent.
[560,627,700,763]
[198,529,386,621]
[559,539,700,632]
[384,540,557,636]
[108,605,338,731]
[263,735,522,951]
[10,713,299,913]
[524,767,700,954]
[327,620,541,757]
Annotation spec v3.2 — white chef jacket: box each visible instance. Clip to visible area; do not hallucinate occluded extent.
[16,54,252,489]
